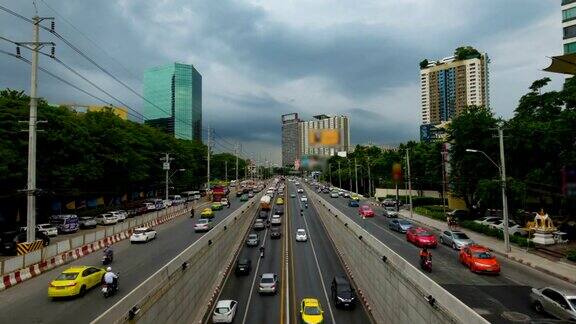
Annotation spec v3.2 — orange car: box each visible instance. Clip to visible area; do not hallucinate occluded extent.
[458,244,500,274]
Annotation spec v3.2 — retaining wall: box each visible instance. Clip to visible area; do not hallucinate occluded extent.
[309,188,488,324]
[91,195,261,324]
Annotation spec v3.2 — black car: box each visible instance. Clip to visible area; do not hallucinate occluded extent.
[1,229,50,256]
[235,257,251,276]
[331,276,357,309]
[258,210,269,220]
[274,206,284,215]
[270,228,281,239]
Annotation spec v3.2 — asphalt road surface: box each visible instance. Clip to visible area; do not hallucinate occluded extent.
[215,182,371,324]
[0,197,248,324]
[309,184,576,324]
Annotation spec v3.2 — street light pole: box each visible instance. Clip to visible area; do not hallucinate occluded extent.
[367,157,372,198]
[225,160,228,182]
[354,158,358,194]
[466,138,511,253]
[338,161,342,189]
[406,149,413,218]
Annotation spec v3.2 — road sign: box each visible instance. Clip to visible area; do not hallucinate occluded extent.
[163,162,170,170]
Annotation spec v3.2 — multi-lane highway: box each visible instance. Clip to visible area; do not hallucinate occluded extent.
[215,181,371,324]
[0,197,248,324]
[308,183,576,324]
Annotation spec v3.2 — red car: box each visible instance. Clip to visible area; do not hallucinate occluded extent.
[406,227,437,247]
[358,205,375,218]
[458,244,500,274]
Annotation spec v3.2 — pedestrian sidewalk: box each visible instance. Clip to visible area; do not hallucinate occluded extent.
[398,209,576,284]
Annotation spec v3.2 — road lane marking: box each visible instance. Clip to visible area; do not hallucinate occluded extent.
[241,196,277,324]
[300,198,337,324]
[280,187,287,324]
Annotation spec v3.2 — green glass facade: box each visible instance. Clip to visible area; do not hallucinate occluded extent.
[143,63,202,141]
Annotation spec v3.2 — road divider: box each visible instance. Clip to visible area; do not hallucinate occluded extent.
[307,186,489,324]
[0,203,200,291]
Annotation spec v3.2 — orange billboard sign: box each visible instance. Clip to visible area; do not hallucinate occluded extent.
[308,129,340,147]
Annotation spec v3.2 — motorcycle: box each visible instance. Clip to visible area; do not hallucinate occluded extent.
[305,203,308,209]
[102,250,113,265]
[102,274,120,298]
[420,257,432,273]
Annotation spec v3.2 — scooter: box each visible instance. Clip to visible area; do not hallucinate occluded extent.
[102,250,113,265]
[420,257,432,273]
[102,274,120,298]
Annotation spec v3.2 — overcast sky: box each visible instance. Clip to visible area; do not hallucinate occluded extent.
[0,0,565,164]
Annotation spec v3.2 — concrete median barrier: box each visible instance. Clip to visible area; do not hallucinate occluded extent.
[95,229,105,241]
[71,235,84,249]
[91,197,261,324]
[84,232,96,245]
[309,189,488,324]
[3,256,23,273]
[56,240,70,254]
[24,250,42,267]
[43,244,58,259]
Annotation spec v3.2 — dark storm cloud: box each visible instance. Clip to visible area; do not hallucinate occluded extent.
[0,1,561,163]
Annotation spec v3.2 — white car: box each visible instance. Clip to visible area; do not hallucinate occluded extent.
[110,211,127,222]
[296,228,307,242]
[36,223,58,237]
[300,196,308,202]
[194,219,212,232]
[213,300,238,323]
[297,188,304,193]
[473,216,501,226]
[343,192,350,198]
[95,213,118,225]
[330,192,339,198]
[145,202,156,211]
[163,199,172,208]
[130,227,157,243]
[271,215,282,226]
[490,220,527,236]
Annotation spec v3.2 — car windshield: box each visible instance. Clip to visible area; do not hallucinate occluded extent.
[56,272,78,280]
[198,219,209,224]
[304,306,321,315]
[297,230,305,234]
[398,220,411,226]
[416,231,432,236]
[261,277,274,283]
[472,251,494,259]
[249,234,257,239]
[215,307,230,314]
[134,229,146,234]
[453,233,469,239]
[51,219,64,224]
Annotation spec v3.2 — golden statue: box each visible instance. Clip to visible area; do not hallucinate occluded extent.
[532,209,556,233]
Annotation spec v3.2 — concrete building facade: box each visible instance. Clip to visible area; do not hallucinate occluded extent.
[563,0,576,54]
[419,52,490,141]
[281,113,301,167]
[143,63,202,141]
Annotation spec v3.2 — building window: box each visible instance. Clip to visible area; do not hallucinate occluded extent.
[563,0,576,6]
[564,41,576,54]
[564,24,576,39]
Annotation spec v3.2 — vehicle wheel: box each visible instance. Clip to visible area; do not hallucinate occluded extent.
[79,285,86,297]
[452,242,456,250]
[533,301,544,313]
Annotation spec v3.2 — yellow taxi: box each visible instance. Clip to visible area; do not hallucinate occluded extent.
[201,208,215,218]
[300,298,324,324]
[48,266,105,298]
[350,194,360,201]
[275,197,284,205]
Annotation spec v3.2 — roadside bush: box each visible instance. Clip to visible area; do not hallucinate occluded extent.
[414,206,446,221]
[460,220,534,248]
[568,250,576,262]
[412,197,446,207]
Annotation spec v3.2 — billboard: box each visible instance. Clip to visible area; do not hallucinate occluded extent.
[308,129,340,147]
[282,113,299,124]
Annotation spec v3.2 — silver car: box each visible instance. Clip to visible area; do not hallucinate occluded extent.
[530,287,576,321]
[258,273,279,294]
[440,230,474,250]
[388,219,412,233]
[246,233,259,247]
[384,207,398,218]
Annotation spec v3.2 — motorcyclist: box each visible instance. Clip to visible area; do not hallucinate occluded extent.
[419,248,432,267]
[190,208,195,218]
[103,267,118,292]
[259,245,265,258]
[305,203,308,209]
[103,245,113,261]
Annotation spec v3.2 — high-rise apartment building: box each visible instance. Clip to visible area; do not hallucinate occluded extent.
[563,0,576,54]
[143,63,202,141]
[299,115,350,157]
[419,50,489,141]
[281,113,301,167]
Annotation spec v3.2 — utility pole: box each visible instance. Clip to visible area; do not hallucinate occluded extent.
[406,149,413,218]
[21,15,55,243]
[207,127,211,189]
[161,153,173,200]
[498,126,511,253]
[441,151,448,217]
[354,158,359,194]
[225,160,228,182]
[367,157,372,198]
[338,161,342,189]
[235,142,239,183]
[348,160,352,190]
[328,164,332,186]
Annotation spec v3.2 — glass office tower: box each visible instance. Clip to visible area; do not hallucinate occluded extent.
[143,63,202,141]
